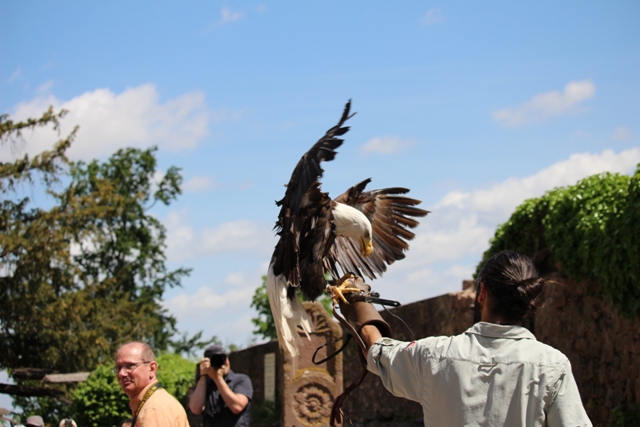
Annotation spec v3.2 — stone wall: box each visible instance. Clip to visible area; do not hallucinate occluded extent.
[535,272,640,425]
[229,340,283,410]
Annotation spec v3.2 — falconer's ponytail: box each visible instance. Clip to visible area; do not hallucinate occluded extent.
[477,251,545,323]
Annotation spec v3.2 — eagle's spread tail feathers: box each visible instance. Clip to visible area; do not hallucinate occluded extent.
[267,263,312,357]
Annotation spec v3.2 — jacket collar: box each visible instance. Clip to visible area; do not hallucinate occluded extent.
[465,321,536,340]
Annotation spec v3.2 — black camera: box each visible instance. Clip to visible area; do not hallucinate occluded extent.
[208,354,227,369]
[203,345,227,370]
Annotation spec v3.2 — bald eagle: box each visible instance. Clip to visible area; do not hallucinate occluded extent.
[267,100,429,357]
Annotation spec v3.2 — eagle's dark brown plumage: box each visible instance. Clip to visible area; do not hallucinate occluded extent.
[267,100,429,356]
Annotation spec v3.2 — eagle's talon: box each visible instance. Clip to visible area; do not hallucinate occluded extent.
[328,273,363,305]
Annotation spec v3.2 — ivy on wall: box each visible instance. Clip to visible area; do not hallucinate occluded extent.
[477,164,640,319]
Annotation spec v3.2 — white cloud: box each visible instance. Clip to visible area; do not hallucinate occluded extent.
[167,285,255,312]
[570,129,591,140]
[165,209,275,262]
[373,147,640,304]
[421,8,443,26]
[163,272,262,343]
[207,7,243,29]
[200,220,274,255]
[165,209,196,260]
[1,84,213,161]
[161,235,273,337]
[36,80,54,94]
[360,136,416,154]
[221,7,243,23]
[438,148,640,217]
[225,271,255,287]
[40,61,55,71]
[492,80,596,127]
[8,67,23,83]
[153,170,165,186]
[611,126,632,141]
[204,6,250,32]
[183,176,216,192]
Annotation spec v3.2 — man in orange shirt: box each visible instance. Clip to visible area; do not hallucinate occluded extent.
[115,341,189,427]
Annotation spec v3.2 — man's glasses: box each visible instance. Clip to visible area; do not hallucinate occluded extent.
[112,361,150,374]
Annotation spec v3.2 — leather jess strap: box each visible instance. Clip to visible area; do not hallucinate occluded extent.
[329,306,370,426]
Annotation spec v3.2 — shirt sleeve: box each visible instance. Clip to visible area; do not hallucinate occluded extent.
[546,360,592,427]
[233,374,254,400]
[366,337,427,402]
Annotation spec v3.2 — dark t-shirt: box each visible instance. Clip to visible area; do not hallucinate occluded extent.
[203,369,253,427]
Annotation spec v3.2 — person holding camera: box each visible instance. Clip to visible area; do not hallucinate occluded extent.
[189,345,253,427]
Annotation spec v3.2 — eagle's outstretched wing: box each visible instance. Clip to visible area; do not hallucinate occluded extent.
[268,101,356,357]
[274,100,355,217]
[326,179,429,281]
[271,100,355,286]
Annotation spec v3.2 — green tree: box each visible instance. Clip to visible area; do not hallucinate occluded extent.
[477,166,640,318]
[70,364,129,426]
[0,109,207,417]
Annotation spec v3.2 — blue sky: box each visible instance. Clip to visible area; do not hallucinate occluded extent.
[1,1,639,409]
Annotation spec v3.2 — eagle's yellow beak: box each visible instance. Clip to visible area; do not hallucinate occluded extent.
[360,238,373,257]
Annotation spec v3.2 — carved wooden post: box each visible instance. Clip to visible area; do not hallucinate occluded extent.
[282,301,344,426]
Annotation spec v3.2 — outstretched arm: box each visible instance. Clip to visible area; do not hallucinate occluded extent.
[360,324,384,352]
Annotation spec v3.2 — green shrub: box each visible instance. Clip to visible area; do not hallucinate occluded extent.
[70,364,129,427]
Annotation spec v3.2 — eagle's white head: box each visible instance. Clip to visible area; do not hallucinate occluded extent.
[332,202,373,257]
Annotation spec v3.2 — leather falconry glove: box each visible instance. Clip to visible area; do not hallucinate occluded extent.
[330,277,394,426]
[337,276,393,339]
